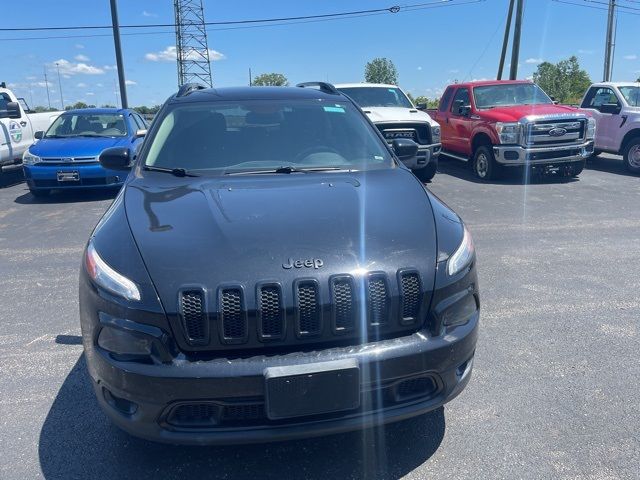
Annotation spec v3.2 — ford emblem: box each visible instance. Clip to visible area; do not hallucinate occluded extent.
[548,127,567,137]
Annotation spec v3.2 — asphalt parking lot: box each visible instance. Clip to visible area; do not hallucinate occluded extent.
[1,155,638,480]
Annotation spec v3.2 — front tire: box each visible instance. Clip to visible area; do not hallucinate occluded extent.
[30,189,51,198]
[413,160,438,182]
[472,145,499,180]
[623,137,640,174]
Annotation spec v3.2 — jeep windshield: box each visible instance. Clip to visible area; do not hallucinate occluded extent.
[473,83,553,109]
[144,100,393,174]
[336,87,414,108]
[45,113,128,138]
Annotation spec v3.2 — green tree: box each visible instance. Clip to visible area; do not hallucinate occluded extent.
[533,56,591,104]
[252,73,288,86]
[637,76,640,83]
[364,58,398,85]
[100,104,117,108]
[33,106,59,113]
[65,102,90,111]
[133,105,161,115]
[413,95,440,109]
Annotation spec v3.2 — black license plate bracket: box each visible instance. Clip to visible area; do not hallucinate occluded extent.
[264,359,360,420]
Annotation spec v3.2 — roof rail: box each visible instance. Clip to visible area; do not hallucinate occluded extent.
[176,83,207,97]
[296,82,340,95]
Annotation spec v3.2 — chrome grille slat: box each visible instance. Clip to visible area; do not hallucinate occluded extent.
[524,118,586,146]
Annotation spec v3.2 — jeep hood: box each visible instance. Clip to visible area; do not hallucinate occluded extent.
[477,104,586,123]
[363,107,437,125]
[124,168,437,312]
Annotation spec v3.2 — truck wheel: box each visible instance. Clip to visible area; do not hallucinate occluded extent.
[472,146,499,180]
[30,189,51,198]
[413,160,437,182]
[623,137,640,174]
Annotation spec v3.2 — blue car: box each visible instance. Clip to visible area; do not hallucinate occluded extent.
[22,108,148,197]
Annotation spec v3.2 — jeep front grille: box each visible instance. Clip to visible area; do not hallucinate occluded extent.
[400,271,422,323]
[220,288,247,342]
[179,290,208,344]
[296,281,321,336]
[258,285,284,340]
[174,269,428,354]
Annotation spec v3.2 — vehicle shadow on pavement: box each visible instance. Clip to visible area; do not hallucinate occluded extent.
[0,170,25,188]
[436,157,580,186]
[39,355,446,480]
[585,154,637,177]
[14,187,120,205]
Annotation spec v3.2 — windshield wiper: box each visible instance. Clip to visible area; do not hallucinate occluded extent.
[225,166,343,176]
[143,165,199,177]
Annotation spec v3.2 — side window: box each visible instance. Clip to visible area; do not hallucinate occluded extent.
[134,114,147,129]
[439,87,455,112]
[450,88,471,115]
[0,93,11,119]
[582,87,619,110]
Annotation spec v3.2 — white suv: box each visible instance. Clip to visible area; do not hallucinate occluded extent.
[335,83,441,181]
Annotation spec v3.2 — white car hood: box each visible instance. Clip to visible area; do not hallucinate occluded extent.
[363,107,438,126]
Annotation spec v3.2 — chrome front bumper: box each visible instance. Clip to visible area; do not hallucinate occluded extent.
[493,140,594,166]
[401,143,441,170]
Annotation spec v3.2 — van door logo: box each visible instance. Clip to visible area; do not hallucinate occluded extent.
[8,121,22,143]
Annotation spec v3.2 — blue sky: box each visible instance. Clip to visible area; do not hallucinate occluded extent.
[1,0,639,108]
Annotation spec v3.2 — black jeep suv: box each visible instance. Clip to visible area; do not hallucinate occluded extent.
[79,82,479,444]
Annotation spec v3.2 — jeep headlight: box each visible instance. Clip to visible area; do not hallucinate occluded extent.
[586,117,596,140]
[85,239,141,301]
[22,151,41,165]
[431,124,441,143]
[495,122,521,144]
[447,225,475,276]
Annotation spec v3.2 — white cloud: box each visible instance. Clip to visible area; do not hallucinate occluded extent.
[76,82,87,88]
[578,49,594,55]
[624,54,637,60]
[75,44,84,49]
[49,59,104,75]
[525,58,544,64]
[86,92,95,96]
[34,81,53,88]
[142,10,157,17]
[125,80,137,86]
[103,65,117,71]
[63,74,71,79]
[74,54,90,62]
[145,45,225,62]
[417,66,422,71]
[96,83,104,87]
[26,76,37,81]
[449,69,460,74]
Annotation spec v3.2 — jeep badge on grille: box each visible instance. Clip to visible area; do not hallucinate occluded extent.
[282,258,324,269]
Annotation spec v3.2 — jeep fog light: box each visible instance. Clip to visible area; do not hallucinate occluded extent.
[439,293,478,327]
[85,239,141,301]
[98,325,153,356]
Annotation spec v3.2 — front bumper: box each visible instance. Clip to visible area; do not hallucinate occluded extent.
[493,140,594,166]
[84,314,478,445]
[401,143,441,170]
[23,163,126,190]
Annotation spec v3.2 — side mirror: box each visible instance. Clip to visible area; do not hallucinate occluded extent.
[34,131,44,140]
[99,147,134,171]
[5,102,21,119]
[392,138,419,162]
[458,104,472,116]
[416,102,427,111]
[599,103,621,115]
[134,129,147,139]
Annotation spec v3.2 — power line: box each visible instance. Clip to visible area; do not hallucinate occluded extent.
[0,1,485,42]
[0,1,454,32]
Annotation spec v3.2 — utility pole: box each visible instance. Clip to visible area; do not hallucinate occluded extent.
[109,0,128,108]
[249,68,252,86]
[55,62,65,110]
[509,0,524,80]
[43,67,51,110]
[603,0,616,81]
[497,0,515,80]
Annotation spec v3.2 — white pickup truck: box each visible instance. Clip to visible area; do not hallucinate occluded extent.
[0,83,62,179]
[335,83,441,182]
[579,82,640,173]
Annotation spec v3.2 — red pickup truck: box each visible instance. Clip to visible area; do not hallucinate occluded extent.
[427,80,595,180]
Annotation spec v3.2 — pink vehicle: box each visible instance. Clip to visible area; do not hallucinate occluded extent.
[579,82,640,174]
[428,80,595,180]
